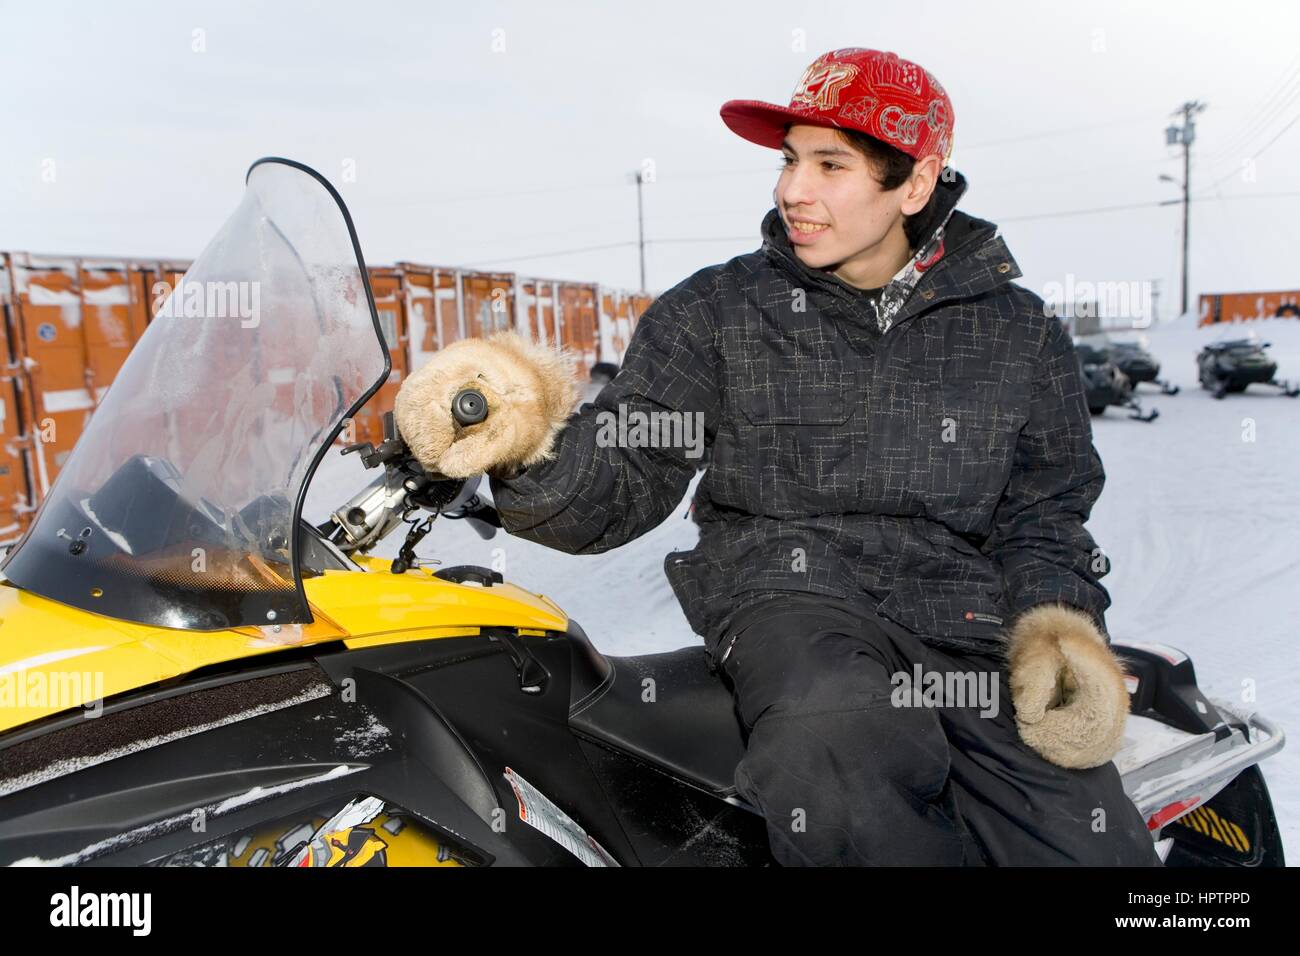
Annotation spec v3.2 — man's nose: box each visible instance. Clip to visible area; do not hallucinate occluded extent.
[779,162,818,208]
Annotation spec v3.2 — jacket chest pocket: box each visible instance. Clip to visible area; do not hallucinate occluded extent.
[731,360,863,512]
[930,379,1030,519]
[869,376,1029,528]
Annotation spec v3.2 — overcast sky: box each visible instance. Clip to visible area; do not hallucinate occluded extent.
[3,0,1298,318]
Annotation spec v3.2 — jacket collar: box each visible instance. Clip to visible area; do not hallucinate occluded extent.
[760,169,1023,333]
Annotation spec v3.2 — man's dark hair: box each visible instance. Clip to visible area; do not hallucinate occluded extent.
[785,122,943,250]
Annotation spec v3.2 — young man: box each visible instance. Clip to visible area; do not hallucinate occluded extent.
[395,47,1159,866]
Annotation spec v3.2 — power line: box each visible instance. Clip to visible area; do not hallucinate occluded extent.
[367,178,630,209]
[1207,81,1300,163]
[660,114,1172,181]
[1200,84,1300,180]
[998,199,1170,223]
[1202,51,1300,164]
[650,236,754,244]
[1196,109,1300,193]
[363,115,1174,210]
[974,154,1173,188]
[456,239,637,267]
[954,113,1165,151]
[463,189,1300,262]
[1198,190,1300,200]
[423,100,1300,272]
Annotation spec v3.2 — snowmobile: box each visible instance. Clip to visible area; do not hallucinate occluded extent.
[0,160,1285,867]
[1073,337,1159,422]
[589,361,620,386]
[1196,335,1300,399]
[1107,337,1180,395]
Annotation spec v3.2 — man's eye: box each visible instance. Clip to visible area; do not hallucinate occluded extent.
[822,162,842,171]
[778,156,795,169]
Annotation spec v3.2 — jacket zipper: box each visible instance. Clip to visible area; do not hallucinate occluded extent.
[719,631,739,664]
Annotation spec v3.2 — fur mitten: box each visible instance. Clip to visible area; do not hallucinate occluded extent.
[394,331,583,479]
[1006,604,1131,769]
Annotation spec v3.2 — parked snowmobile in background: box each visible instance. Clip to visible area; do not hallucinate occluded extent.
[0,161,1284,867]
[1108,337,1180,395]
[589,361,620,386]
[1074,336,1159,421]
[1196,334,1300,399]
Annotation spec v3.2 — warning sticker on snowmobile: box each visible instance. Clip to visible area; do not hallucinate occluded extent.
[503,767,619,867]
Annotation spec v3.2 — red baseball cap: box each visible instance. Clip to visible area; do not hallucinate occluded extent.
[720,47,954,163]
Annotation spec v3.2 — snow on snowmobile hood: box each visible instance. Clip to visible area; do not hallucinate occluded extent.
[0,159,390,631]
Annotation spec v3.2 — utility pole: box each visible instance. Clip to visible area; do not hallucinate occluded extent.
[1161,101,1207,317]
[634,170,647,293]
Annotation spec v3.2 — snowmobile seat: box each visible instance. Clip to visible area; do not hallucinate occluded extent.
[564,621,747,798]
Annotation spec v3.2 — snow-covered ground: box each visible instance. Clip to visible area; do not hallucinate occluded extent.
[305,312,1300,863]
[1085,315,1299,864]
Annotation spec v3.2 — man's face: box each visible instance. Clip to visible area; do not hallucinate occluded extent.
[774,123,906,274]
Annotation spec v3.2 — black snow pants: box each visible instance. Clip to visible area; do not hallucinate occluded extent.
[715,592,1163,866]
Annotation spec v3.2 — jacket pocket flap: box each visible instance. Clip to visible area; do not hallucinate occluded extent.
[940,379,1030,433]
[738,362,855,425]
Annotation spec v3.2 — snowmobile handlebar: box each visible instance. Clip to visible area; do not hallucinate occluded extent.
[318,411,502,563]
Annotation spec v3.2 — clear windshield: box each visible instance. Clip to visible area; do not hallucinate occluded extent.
[1210,329,1265,351]
[1110,333,1150,350]
[1075,333,1113,349]
[0,159,389,629]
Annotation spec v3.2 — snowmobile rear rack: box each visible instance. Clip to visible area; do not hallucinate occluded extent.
[1121,702,1284,836]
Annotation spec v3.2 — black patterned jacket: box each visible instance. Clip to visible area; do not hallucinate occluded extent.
[490,170,1111,669]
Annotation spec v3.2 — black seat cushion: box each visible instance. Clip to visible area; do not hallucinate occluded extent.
[568,647,747,797]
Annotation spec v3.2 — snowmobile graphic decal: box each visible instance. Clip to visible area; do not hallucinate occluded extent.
[157,795,474,867]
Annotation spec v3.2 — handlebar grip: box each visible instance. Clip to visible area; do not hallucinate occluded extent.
[451,388,488,426]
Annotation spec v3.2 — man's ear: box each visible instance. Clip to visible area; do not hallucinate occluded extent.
[900,154,943,216]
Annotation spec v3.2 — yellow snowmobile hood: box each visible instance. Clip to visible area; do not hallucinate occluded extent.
[0,160,571,738]
[0,558,567,735]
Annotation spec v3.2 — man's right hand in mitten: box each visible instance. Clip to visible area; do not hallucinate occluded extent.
[393,331,583,480]
[1006,604,1131,769]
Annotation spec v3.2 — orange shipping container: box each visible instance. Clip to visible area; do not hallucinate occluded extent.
[1199,290,1300,326]
[3,254,152,499]
[141,260,194,321]
[517,278,561,349]
[0,257,37,539]
[598,286,646,367]
[551,281,599,380]
[346,267,411,447]
[0,245,660,536]
[460,271,515,341]
[399,264,467,371]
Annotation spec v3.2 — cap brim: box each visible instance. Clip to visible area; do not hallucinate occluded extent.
[720,99,844,149]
